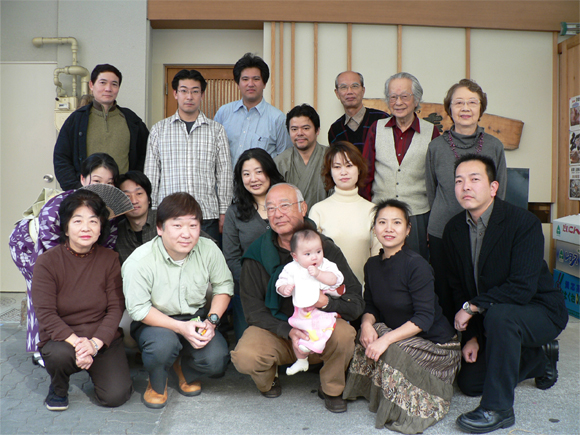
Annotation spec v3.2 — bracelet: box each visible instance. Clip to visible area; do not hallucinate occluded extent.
[89,339,99,357]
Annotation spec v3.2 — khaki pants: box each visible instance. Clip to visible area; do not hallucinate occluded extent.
[231,318,355,396]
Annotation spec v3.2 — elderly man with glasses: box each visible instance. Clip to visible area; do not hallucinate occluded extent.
[328,71,389,153]
[361,72,440,261]
[230,183,363,413]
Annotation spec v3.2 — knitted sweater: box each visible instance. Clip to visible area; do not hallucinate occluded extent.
[309,187,380,286]
[371,117,432,215]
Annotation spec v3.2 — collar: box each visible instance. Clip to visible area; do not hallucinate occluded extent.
[345,106,366,125]
[332,187,361,203]
[92,100,117,113]
[234,97,267,115]
[385,113,420,132]
[466,200,495,229]
[169,110,209,126]
[154,235,197,265]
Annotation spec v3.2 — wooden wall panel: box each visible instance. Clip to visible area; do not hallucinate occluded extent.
[149,1,578,32]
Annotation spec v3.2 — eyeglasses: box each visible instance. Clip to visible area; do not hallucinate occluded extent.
[178,89,201,96]
[265,201,302,215]
[451,99,480,108]
[337,83,362,92]
[388,93,413,104]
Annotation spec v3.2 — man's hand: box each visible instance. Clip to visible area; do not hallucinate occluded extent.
[313,291,330,309]
[219,214,225,233]
[277,284,295,296]
[454,308,473,331]
[359,322,378,349]
[462,337,479,363]
[179,319,214,349]
[289,327,309,350]
[307,265,319,277]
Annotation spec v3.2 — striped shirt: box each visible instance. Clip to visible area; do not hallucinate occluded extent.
[144,111,233,219]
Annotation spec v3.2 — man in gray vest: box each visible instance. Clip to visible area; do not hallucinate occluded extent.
[274,104,328,211]
[361,72,439,260]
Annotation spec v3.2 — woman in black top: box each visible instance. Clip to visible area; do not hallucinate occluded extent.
[343,199,461,434]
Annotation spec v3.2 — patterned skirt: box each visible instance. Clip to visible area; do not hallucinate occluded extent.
[343,323,461,434]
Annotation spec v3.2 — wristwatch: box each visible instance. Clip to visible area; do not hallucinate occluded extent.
[462,301,476,315]
[207,313,220,325]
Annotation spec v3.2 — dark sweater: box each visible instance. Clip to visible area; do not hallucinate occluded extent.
[363,245,455,344]
[328,107,389,153]
[31,244,125,348]
[240,229,364,339]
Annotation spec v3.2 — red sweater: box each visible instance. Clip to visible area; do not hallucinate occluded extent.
[31,244,124,348]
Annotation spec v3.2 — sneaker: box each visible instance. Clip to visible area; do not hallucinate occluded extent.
[45,386,68,411]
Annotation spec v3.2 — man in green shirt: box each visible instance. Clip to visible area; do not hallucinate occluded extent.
[122,192,234,409]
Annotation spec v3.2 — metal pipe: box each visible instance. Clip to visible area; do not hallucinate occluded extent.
[32,37,79,65]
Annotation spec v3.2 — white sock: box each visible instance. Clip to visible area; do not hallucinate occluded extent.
[298,344,310,353]
[286,358,309,375]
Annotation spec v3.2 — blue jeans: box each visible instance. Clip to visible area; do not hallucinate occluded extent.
[131,320,230,394]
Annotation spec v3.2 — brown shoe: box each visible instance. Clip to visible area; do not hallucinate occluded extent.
[260,377,281,398]
[173,359,202,397]
[318,385,347,413]
[143,380,167,409]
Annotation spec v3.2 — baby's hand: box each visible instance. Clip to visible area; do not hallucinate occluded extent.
[278,284,295,296]
[307,266,319,277]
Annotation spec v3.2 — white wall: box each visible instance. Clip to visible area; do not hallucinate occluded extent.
[266,23,553,203]
[0,0,149,292]
[149,29,264,126]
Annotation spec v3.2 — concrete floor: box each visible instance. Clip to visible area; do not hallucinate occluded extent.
[1,293,578,435]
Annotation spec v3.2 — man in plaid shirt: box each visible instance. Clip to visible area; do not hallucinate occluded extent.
[145,69,233,241]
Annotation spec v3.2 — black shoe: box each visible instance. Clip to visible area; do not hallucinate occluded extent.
[536,340,559,390]
[45,385,69,411]
[456,406,514,433]
[317,385,347,413]
[261,377,281,398]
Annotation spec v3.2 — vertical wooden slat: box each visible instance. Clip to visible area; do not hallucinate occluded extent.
[291,22,295,108]
[551,31,558,205]
[347,23,352,71]
[280,22,284,111]
[465,28,471,79]
[314,22,318,110]
[271,22,276,107]
[397,25,402,72]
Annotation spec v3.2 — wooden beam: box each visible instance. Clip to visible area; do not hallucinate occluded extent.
[551,32,558,205]
[347,23,352,71]
[397,25,402,73]
[149,1,578,33]
[314,23,318,110]
[465,28,471,79]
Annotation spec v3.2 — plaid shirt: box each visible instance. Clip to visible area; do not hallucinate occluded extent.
[144,111,233,218]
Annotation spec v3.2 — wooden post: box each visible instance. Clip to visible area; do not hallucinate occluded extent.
[291,22,295,108]
[465,28,471,78]
[280,22,284,111]
[347,23,352,71]
[314,22,318,110]
[397,25,402,72]
[271,22,276,107]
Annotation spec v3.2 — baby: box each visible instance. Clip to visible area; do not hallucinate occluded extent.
[276,229,344,375]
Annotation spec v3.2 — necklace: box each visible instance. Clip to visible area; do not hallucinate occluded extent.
[447,130,484,159]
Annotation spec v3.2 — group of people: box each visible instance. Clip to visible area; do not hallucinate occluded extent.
[8,52,568,435]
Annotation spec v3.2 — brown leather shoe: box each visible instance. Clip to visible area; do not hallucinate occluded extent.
[143,380,167,409]
[318,385,347,413]
[260,377,281,398]
[173,359,202,396]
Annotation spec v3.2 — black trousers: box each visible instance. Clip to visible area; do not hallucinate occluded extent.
[428,234,456,325]
[41,335,132,407]
[456,303,562,410]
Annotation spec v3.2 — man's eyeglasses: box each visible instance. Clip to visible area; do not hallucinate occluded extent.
[265,202,302,215]
[388,93,413,104]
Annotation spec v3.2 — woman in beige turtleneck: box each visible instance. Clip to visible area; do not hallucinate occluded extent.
[309,141,380,289]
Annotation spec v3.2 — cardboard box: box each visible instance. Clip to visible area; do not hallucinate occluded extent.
[553,270,579,319]
[553,215,580,245]
[555,240,580,278]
